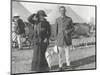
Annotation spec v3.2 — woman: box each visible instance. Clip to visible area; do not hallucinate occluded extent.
[31,10,51,72]
[28,13,38,26]
[27,13,39,46]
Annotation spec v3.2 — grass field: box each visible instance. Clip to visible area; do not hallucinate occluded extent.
[11,45,96,74]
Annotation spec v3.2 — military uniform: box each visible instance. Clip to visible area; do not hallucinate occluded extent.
[55,16,74,68]
[55,16,74,47]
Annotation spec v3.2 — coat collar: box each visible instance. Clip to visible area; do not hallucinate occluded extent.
[60,16,69,22]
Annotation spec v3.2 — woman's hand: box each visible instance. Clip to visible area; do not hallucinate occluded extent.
[64,30,69,34]
[44,38,48,43]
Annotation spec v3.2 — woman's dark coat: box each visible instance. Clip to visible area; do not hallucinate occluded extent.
[31,19,51,72]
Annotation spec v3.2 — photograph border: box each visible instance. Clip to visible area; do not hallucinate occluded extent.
[10,0,97,75]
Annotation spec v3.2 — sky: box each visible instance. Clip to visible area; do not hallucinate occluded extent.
[13,1,95,24]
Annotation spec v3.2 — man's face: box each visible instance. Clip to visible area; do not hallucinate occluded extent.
[59,7,66,16]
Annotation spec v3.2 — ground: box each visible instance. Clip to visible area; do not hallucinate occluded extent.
[11,45,96,74]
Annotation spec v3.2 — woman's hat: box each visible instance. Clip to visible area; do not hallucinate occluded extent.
[37,10,47,17]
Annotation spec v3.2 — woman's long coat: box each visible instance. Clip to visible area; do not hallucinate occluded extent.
[31,19,51,72]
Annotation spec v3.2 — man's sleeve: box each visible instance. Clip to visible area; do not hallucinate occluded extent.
[65,18,74,34]
[53,19,58,39]
[70,18,74,33]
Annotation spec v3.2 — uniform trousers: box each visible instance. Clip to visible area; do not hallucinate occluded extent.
[58,46,70,67]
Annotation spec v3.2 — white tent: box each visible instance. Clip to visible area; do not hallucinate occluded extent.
[12,1,95,24]
[20,2,86,24]
[12,1,31,21]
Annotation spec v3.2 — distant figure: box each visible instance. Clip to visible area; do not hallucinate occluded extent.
[54,6,74,70]
[31,10,51,72]
[13,14,25,50]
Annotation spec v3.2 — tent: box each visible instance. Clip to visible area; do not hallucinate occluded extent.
[12,1,86,23]
[12,1,31,21]
[12,1,94,38]
[65,7,85,23]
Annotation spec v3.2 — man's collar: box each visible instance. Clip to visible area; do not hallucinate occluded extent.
[60,15,68,19]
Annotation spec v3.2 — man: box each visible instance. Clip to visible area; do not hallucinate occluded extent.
[13,14,25,50]
[54,6,74,70]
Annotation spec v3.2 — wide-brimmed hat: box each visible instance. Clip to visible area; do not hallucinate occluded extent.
[13,13,20,18]
[37,10,47,17]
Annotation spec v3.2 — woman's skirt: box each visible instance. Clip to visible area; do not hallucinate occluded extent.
[31,43,49,72]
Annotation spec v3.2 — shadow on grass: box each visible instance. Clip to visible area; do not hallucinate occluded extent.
[51,55,96,70]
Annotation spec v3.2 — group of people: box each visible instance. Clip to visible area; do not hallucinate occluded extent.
[12,6,74,72]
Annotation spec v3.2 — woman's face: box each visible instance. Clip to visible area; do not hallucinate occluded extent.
[32,15,38,21]
[39,15,44,20]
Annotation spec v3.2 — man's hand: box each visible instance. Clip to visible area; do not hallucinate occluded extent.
[64,29,73,34]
